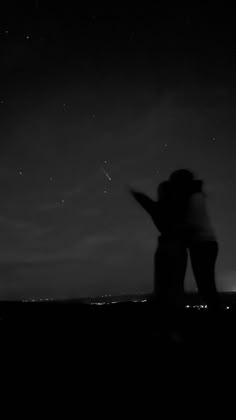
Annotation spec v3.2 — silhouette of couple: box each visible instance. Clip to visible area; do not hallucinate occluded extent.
[129,169,219,316]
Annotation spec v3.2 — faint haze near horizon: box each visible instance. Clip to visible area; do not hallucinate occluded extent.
[1,5,236,299]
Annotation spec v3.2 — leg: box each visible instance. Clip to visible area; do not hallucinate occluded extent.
[154,242,188,332]
[189,241,219,311]
[154,244,187,305]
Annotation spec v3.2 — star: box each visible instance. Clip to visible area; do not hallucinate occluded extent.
[26,35,30,40]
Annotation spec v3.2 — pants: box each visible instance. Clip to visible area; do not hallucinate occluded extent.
[188,240,219,310]
[154,239,188,311]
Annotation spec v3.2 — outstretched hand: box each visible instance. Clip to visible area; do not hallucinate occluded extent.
[126,186,155,217]
[126,185,139,196]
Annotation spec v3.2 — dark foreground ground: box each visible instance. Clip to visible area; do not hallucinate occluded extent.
[1,300,235,403]
[1,299,235,354]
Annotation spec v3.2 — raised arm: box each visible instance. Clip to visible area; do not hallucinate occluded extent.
[129,189,156,216]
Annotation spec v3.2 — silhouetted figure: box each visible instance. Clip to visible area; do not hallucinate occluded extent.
[169,169,220,312]
[128,182,188,315]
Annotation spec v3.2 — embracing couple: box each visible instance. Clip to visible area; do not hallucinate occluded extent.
[129,169,219,314]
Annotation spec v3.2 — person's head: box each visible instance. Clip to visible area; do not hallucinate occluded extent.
[169,169,195,193]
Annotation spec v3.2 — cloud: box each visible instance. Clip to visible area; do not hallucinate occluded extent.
[0,216,52,237]
[82,232,120,247]
[38,201,63,212]
[64,186,83,198]
[38,185,84,212]
[0,225,124,264]
[40,231,122,262]
[0,214,54,262]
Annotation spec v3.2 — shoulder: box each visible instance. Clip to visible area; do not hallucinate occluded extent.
[188,192,206,210]
[191,180,203,193]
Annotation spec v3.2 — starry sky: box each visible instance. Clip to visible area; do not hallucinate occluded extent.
[1,3,236,300]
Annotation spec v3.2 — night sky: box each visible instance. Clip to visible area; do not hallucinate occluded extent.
[1,3,236,300]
